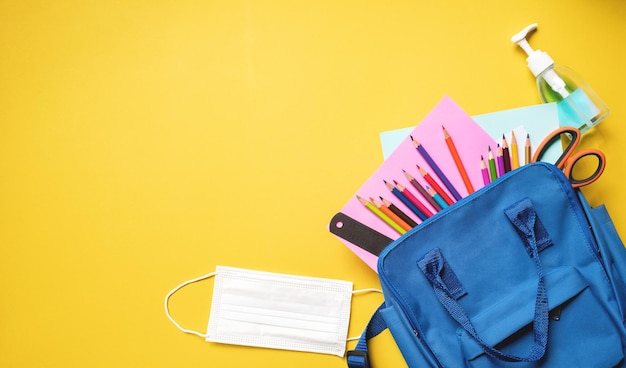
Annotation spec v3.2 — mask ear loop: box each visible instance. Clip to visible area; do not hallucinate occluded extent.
[164,272,216,338]
[347,288,383,342]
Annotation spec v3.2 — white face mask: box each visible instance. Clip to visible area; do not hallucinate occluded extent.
[164,266,380,357]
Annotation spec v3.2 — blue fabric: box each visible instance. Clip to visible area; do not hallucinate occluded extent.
[364,163,626,367]
[347,303,387,368]
[416,198,551,362]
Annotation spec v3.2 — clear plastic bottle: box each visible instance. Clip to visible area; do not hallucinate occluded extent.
[512,24,609,133]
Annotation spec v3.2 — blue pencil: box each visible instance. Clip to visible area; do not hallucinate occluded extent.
[411,135,462,201]
[384,180,427,221]
[426,185,449,209]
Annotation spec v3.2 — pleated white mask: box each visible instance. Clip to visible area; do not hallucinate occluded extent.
[165,266,379,357]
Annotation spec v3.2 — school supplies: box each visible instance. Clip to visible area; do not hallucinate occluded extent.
[380,103,561,163]
[443,126,474,194]
[346,163,626,367]
[501,134,511,173]
[525,133,532,164]
[357,196,407,235]
[380,197,418,228]
[329,97,497,271]
[329,212,392,256]
[532,126,605,188]
[417,165,455,206]
[511,131,520,169]
[403,170,442,211]
[487,147,497,181]
[480,156,490,185]
[411,136,462,201]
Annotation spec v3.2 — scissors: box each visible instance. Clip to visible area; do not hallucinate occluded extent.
[531,126,606,188]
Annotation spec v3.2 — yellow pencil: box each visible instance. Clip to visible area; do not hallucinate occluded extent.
[357,195,406,235]
[511,131,520,169]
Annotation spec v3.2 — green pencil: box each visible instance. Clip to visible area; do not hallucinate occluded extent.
[488,146,498,181]
[357,195,406,235]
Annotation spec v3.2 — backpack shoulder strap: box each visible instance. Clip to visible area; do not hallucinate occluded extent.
[347,302,387,368]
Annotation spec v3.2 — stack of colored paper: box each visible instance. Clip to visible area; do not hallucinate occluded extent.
[329,96,560,272]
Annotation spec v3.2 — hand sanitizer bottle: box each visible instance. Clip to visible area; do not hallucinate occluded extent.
[512,23,609,133]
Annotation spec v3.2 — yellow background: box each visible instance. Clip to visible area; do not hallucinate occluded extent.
[1,1,625,367]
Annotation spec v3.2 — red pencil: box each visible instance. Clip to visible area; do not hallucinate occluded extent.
[393,181,434,218]
[416,165,454,205]
[403,169,442,212]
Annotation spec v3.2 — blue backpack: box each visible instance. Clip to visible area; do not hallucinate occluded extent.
[347,163,626,367]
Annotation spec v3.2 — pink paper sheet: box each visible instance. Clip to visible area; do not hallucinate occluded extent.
[334,96,497,271]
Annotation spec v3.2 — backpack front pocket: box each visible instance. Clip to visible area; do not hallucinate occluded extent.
[458,267,624,367]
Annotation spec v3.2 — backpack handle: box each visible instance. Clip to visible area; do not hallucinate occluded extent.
[418,198,551,362]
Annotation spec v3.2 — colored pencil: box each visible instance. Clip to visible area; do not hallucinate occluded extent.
[487,147,498,182]
[403,169,442,212]
[501,134,511,174]
[380,196,418,228]
[371,197,413,232]
[480,155,490,186]
[496,144,505,178]
[510,131,520,169]
[394,181,434,218]
[443,126,474,195]
[426,185,448,209]
[525,133,532,165]
[416,165,455,205]
[357,195,406,235]
[411,135,462,201]
[384,180,427,221]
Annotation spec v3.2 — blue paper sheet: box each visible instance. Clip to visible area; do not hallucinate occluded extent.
[380,103,561,163]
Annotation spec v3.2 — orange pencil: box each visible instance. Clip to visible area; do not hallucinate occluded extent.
[371,197,413,232]
[416,165,454,205]
[443,126,474,194]
[379,196,418,228]
[356,195,406,235]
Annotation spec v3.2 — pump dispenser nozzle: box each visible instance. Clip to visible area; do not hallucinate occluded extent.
[512,23,569,98]
[511,23,538,56]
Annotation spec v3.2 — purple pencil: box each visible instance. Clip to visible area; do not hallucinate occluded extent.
[496,144,505,178]
[480,155,490,186]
